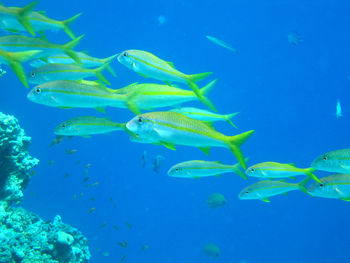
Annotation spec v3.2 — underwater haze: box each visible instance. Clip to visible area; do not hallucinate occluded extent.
[1,0,350,262]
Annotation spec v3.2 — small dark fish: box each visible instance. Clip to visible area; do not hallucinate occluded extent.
[83,169,89,175]
[120,254,126,263]
[64,173,70,178]
[141,245,148,251]
[152,155,165,173]
[48,160,55,165]
[113,225,119,231]
[89,197,95,201]
[72,194,77,200]
[66,149,78,154]
[75,160,81,165]
[83,177,90,182]
[79,192,84,198]
[109,197,117,208]
[29,170,36,176]
[91,181,99,187]
[118,240,128,248]
[125,222,132,229]
[99,222,107,228]
[49,135,65,147]
[88,207,96,213]
[85,163,92,168]
[141,151,147,168]
[102,251,109,256]
[287,31,304,45]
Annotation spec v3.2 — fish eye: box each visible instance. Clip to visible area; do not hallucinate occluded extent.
[175,168,179,172]
[35,87,41,94]
[245,191,249,194]
[138,117,143,124]
[61,124,66,128]
[123,52,128,57]
[319,183,324,187]
[31,72,35,77]
[323,156,328,161]
[250,168,255,172]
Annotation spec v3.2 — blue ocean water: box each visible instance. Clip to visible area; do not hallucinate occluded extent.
[1,0,350,262]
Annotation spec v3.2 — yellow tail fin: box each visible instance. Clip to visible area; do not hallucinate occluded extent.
[227,130,255,170]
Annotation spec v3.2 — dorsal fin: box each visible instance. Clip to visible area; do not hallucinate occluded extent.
[166,61,175,68]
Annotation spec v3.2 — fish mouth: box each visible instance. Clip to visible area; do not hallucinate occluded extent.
[26,91,34,101]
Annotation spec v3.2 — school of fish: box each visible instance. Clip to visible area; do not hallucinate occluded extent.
[0,1,349,215]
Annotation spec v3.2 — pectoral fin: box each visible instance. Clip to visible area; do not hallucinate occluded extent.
[198,147,210,156]
[137,72,149,78]
[126,101,141,115]
[340,164,350,170]
[261,198,270,202]
[95,107,106,113]
[58,106,73,109]
[159,141,176,150]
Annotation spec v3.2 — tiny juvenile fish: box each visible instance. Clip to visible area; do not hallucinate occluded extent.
[0,34,84,64]
[99,222,107,228]
[168,159,247,179]
[27,80,125,112]
[29,52,118,76]
[66,149,77,154]
[287,31,303,45]
[113,80,217,114]
[118,240,128,248]
[206,193,227,209]
[0,1,38,36]
[141,151,147,168]
[336,99,343,119]
[126,111,254,169]
[28,63,110,84]
[206,35,238,53]
[239,178,309,202]
[49,135,65,147]
[307,174,350,201]
[117,49,216,111]
[170,107,239,128]
[55,116,126,137]
[246,162,321,183]
[312,149,350,173]
[152,155,165,173]
[91,182,99,187]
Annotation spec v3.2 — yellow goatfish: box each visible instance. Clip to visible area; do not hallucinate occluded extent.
[117,49,216,111]
[126,111,254,169]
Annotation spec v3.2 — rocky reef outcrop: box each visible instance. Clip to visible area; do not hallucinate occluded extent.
[0,112,91,263]
[0,112,39,204]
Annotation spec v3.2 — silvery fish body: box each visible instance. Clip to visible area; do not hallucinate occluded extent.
[307,174,350,200]
[312,149,350,173]
[27,80,124,109]
[28,63,101,84]
[55,116,125,137]
[239,180,299,201]
[167,160,245,179]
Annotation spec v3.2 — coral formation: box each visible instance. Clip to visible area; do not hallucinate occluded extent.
[0,203,91,263]
[0,112,39,204]
[0,112,91,262]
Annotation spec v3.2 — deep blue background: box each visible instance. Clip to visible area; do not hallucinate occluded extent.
[1,0,350,262]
